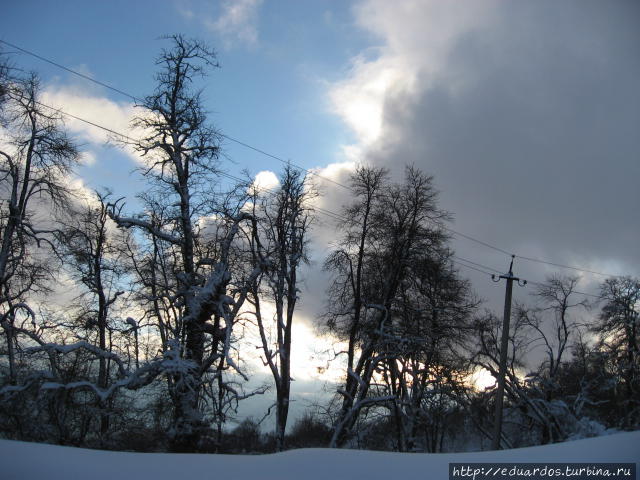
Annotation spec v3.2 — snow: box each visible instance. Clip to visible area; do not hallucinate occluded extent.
[1,431,638,480]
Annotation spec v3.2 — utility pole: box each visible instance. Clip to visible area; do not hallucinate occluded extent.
[491,255,526,450]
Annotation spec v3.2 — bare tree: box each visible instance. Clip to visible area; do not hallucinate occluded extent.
[594,276,640,426]
[249,165,314,451]
[474,276,592,446]
[0,71,79,384]
[379,253,477,452]
[108,35,266,451]
[57,192,130,436]
[526,275,588,380]
[324,165,451,447]
[323,165,386,447]
[517,275,589,443]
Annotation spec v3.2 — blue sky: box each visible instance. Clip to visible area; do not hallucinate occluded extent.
[2,0,367,184]
[3,0,640,423]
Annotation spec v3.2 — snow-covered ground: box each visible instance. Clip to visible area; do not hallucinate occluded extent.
[1,432,638,480]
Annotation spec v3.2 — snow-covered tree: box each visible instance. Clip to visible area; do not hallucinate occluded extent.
[474,276,597,447]
[108,35,266,451]
[378,252,477,452]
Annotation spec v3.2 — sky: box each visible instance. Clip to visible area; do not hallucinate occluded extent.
[2,0,639,425]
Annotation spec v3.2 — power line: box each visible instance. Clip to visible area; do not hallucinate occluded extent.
[0,39,352,192]
[514,255,618,279]
[8,39,629,282]
[450,255,603,299]
[0,40,138,103]
[204,173,511,278]
[36,100,136,142]
[41,100,349,227]
[36,97,343,224]
[219,134,352,192]
[39,96,622,287]
[451,258,495,277]
[443,224,622,279]
[216,171,346,223]
[443,226,514,257]
[452,255,503,275]
[17,102,614,298]
[526,279,602,299]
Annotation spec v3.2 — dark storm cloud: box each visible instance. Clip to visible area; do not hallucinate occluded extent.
[295,0,639,323]
[362,0,639,300]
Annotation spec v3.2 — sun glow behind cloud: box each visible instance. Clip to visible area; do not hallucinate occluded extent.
[469,368,497,391]
[326,0,494,162]
[236,298,346,385]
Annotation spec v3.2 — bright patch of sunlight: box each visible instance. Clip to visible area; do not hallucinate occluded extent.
[237,300,346,384]
[290,321,346,384]
[469,367,496,391]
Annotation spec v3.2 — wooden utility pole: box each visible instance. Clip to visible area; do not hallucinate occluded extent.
[491,255,526,450]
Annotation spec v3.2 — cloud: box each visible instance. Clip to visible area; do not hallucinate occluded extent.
[80,151,97,167]
[41,85,140,166]
[330,0,494,152]
[326,0,640,307]
[206,0,263,50]
[174,0,195,20]
[40,84,163,169]
[250,170,280,193]
[42,86,136,145]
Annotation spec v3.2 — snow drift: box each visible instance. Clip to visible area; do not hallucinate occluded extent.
[1,431,638,480]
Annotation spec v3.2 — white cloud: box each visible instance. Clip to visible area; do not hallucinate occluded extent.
[42,86,136,145]
[329,0,494,157]
[250,170,279,193]
[206,0,263,50]
[308,160,354,218]
[80,151,97,166]
[330,56,413,147]
[40,85,157,167]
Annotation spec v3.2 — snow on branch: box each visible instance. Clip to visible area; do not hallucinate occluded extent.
[24,341,128,377]
[0,303,35,324]
[108,214,182,245]
[1,339,198,403]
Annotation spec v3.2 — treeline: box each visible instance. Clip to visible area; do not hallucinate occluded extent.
[0,36,637,454]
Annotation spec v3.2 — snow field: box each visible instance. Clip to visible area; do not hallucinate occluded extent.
[1,430,638,480]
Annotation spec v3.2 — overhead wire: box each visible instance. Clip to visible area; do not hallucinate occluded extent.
[0,39,352,192]
[0,39,138,102]
[4,38,628,284]
[525,280,603,299]
[443,226,513,257]
[20,104,610,299]
[35,100,136,142]
[29,99,615,298]
[452,255,503,275]
[450,258,496,277]
[513,255,617,279]
[216,171,346,224]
